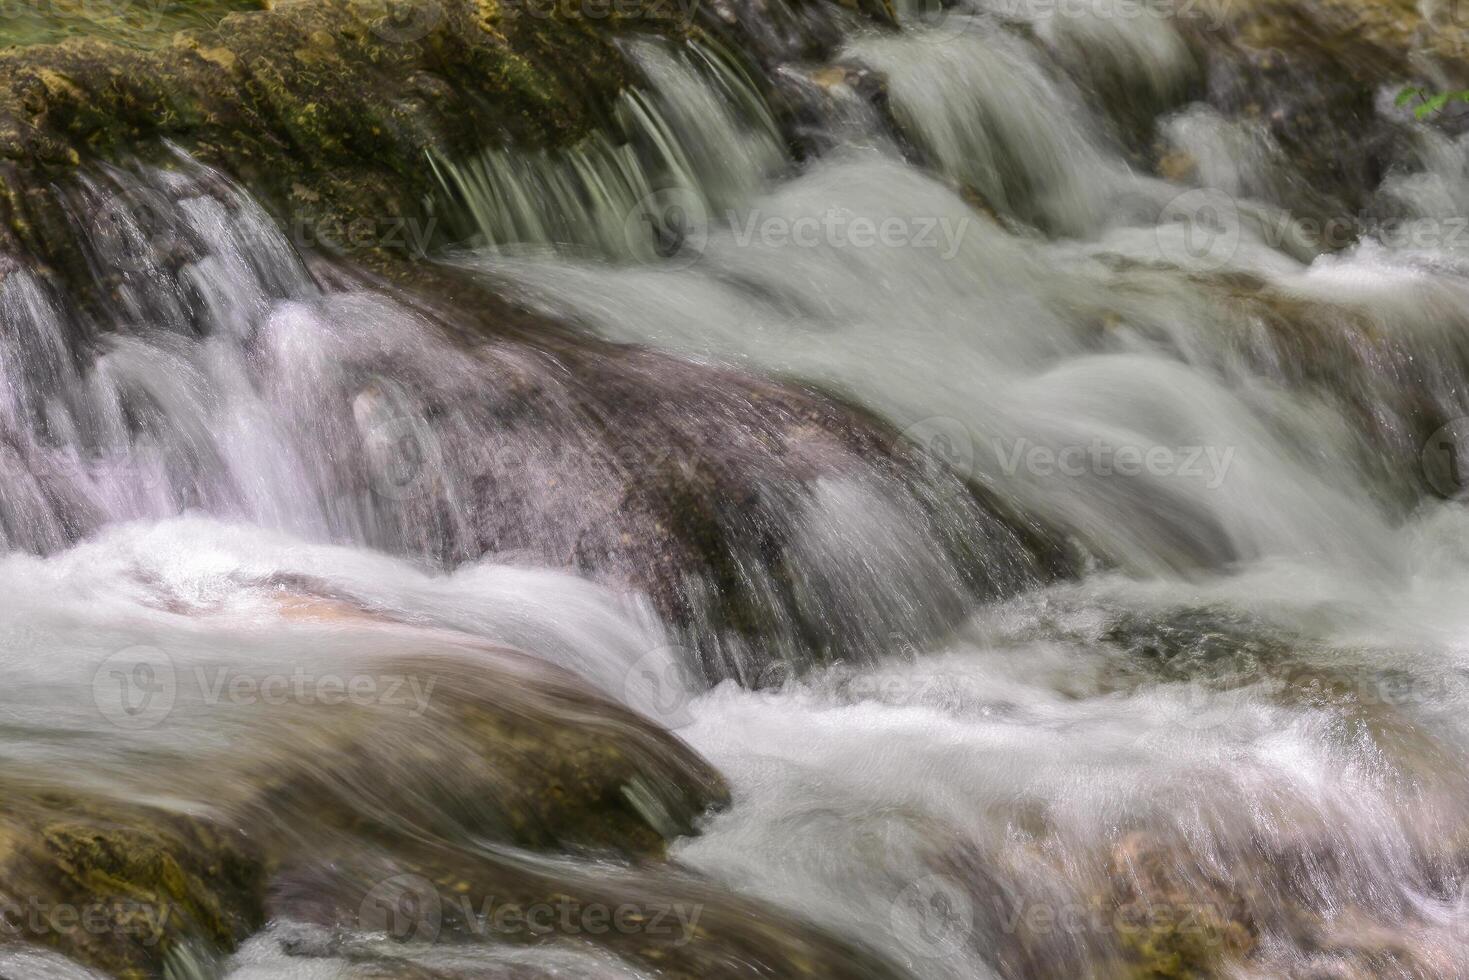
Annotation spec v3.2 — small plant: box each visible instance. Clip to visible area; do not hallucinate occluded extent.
[1397,86,1469,118]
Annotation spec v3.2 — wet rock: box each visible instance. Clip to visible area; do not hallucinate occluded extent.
[269,844,912,979]
[1179,0,1469,221]
[239,648,730,858]
[0,789,266,978]
[0,606,738,975]
[1182,14,1401,222]
[1103,833,1256,979]
[0,0,647,296]
[457,337,1071,681]
[1156,148,1198,183]
[341,260,1071,680]
[0,0,267,51]
[1191,270,1469,508]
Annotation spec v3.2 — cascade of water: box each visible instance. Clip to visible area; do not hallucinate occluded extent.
[845,23,1156,235]
[5,0,1469,976]
[430,40,786,260]
[421,13,1469,977]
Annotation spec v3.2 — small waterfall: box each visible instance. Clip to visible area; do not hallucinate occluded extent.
[422,16,1469,971]
[7,0,1469,977]
[430,40,785,261]
[844,22,1160,235]
[0,144,1046,685]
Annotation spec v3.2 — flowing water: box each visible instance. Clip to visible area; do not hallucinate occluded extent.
[5,2,1469,978]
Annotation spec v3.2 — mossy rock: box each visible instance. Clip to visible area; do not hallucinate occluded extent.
[1105,832,1256,979]
[269,841,911,979]
[452,336,1070,682]
[0,0,270,52]
[237,647,730,859]
[0,625,733,975]
[0,0,654,295]
[0,788,266,978]
[1174,0,1469,220]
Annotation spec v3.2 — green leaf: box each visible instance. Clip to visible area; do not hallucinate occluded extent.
[1396,86,1421,106]
[1415,92,1451,118]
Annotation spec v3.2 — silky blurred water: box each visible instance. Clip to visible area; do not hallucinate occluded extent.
[3,3,1469,978]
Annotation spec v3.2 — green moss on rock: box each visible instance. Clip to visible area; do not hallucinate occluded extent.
[0,0,657,288]
[0,788,266,978]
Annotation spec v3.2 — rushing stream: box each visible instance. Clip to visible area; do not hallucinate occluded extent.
[4,1,1469,978]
